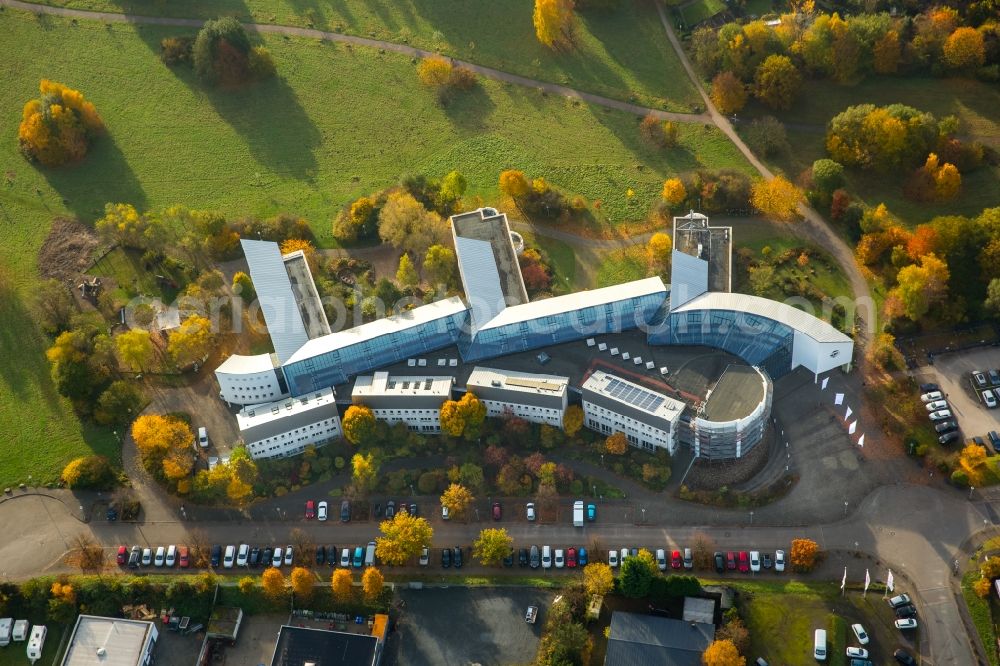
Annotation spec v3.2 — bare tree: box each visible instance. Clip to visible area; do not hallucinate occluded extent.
[691,532,717,570]
[187,529,210,568]
[70,533,105,572]
[289,528,316,567]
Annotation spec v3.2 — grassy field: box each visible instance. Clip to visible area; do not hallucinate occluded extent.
[514,230,578,294]
[739,76,1000,226]
[596,245,650,287]
[0,8,752,487]
[679,0,726,26]
[28,0,702,112]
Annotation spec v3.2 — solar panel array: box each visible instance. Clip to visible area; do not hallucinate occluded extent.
[604,377,666,413]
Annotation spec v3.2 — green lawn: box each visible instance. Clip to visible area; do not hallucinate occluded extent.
[0,623,66,666]
[28,0,702,112]
[514,230,577,294]
[679,0,726,27]
[962,570,1000,666]
[739,76,1000,226]
[596,246,650,287]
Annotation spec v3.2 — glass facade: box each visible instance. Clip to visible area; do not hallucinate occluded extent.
[689,377,773,460]
[281,311,466,395]
[648,309,794,379]
[460,293,666,362]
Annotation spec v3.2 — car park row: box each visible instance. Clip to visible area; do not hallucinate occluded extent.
[814,595,919,665]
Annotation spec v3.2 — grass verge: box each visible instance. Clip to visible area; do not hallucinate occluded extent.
[596,246,650,288]
[962,569,1000,666]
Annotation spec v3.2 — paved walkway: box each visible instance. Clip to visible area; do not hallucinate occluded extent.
[1,0,709,125]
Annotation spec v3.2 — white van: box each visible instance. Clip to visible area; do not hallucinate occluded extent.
[12,620,29,642]
[223,545,235,569]
[154,546,165,567]
[165,545,177,567]
[813,628,827,661]
[542,546,552,569]
[0,618,12,647]
[573,500,584,527]
[27,625,46,664]
[365,541,376,567]
[237,544,249,567]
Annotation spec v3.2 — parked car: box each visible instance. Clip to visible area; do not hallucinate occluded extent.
[526,502,536,521]
[655,549,667,571]
[775,550,786,572]
[554,549,565,568]
[608,549,619,568]
[453,546,463,569]
[989,431,1000,454]
[587,503,596,521]
[284,546,294,566]
[315,546,325,566]
[177,545,189,568]
[762,552,773,569]
[895,618,918,630]
[409,503,418,516]
[116,545,128,566]
[683,548,693,569]
[566,547,577,568]
[714,552,725,573]
[236,544,249,567]
[441,505,449,520]
[621,548,629,564]
[165,545,177,567]
[974,371,988,388]
[750,551,761,573]
[929,409,953,420]
[671,550,682,569]
[530,545,540,569]
[846,647,869,658]
[726,551,737,570]
[990,369,1000,386]
[920,391,943,402]
[503,548,514,567]
[737,551,750,573]
[128,546,141,568]
[271,547,283,567]
[940,431,960,444]
[851,623,869,645]
[208,545,220,568]
[249,547,261,567]
[317,501,328,521]
[935,420,958,433]
[386,501,396,519]
[919,382,939,392]
[305,500,315,519]
[578,548,588,567]
[352,546,364,568]
[154,546,166,567]
[441,548,451,568]
[518,548,528,567]
[542,546,552,569]
[373,503,383,518]
[326,546,337,566]
[893,648,917,665]
[925,399,948,411]
[339,548,350,567]
[418,547,429,566]
[341,500,351,522]
[492,502,502,521]
[985,389,998,409]
[197,426,209,448]
[262,547,273,566]
[895,604,917,618]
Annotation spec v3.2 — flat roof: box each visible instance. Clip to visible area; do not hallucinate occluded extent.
[62,616,154,666]
[283,296,468,366]
[673,211,731,293]
[237,387,338,440]
[583,370,685,422]
[353,372,453,398]
[671,292,852,344]
[477,277,667,331]
[466,366,569,397]
[242,239,311,363]
[270,625,377,666]
[215,352,278,376]
[451,209,528,323]
[283,251,331,340]
[701,365,768,422]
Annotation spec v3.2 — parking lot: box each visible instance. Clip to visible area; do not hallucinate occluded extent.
[385,587,555,666]
[917,347,1000,440]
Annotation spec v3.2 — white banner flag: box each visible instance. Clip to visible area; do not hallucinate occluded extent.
[864,569,871,596]
[821,377,829,390]
[886,569,895,592]
[858,434,865,447]
[835,392,844,405]
[845,406,853,420]
[841,566,847,591]
[849,420,857,435]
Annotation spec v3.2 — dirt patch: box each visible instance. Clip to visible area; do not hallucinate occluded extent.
[37,216,100,284]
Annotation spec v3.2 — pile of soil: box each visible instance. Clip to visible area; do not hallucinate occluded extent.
[37,216,100,284]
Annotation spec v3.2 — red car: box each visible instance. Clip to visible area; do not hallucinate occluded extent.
[116,545,128,566]
[726,552,737,570]
[671,550,682,569]
[567,547,577,568]
[305,500,316,519]
[178,546,190,568]
[492,502,502,521]
[738,551,750,573]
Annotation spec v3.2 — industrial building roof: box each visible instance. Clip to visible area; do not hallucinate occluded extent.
[701,365,768,422]
[582,370,685,430]
[215,352,278,376]
[283,297,468,366]
[237,387,339,442]
[671,292,852,344]
[270,625,378,666]
[466,367,569,410]
[604,612,714,666]
[241,239,311,364]
[61,616,155,666]
[477,277,667,331]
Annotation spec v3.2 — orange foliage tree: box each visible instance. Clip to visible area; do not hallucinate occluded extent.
[711,71,747,115]
[362,567,385,602]
[604,432,627,455]
[789,538,820,572]
[943,27,985,70]
[19,80,103,167]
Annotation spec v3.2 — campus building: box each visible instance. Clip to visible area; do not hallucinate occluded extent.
[687,364,772,459]
[465,366,569,427]
[581,370,685,454]
[351,372,454,433]
[61,616,158,666]
[216,352,287,406]
[236,387,342,459]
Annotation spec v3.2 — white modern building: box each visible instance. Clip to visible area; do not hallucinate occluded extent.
[352,372,454,433]
[465,367,569,427]
[61,616,158,666]
[216,353,287,406]
[236,387,342,459]
[690,364,773,459]
[581,370,685,454]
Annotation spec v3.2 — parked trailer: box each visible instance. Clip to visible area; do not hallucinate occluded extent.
[27,625,46,664]
[573,500,584,527]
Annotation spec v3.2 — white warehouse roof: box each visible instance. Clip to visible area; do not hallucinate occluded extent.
[478,277,667,331]
[671,292,851,344]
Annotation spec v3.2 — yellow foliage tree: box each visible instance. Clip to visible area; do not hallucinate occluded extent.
[959,444,988,486]
[238,576,255,595]
[362,567,385,602]
[751,176,801,222]
[563,405,584,438]
[396,253,419,287]
[331,569,354,602]
[647,233,673,273]
[342,405,377,445]
[280,238,317,265]
[888,253,950,321]
[19,80,103,167]
[351,452,379,493]
[533,0,574,50]
[131,414,194,463]
[702,639,745,666]
[974,576,993,598]
[376,510,434,565]
[116,329,155,372]
[711,71,747,115]
[440,392,486,438]
[499,169,530,199]
[605,432,628,455]
[872,30,901,74]
[583,562,614,596]
[943,27,986,70]
[789,538,820,572]
[417,55,454,89]
[473,528,513,566]
[167,314,214,368]
[441,483,475,518]
[290,567,314,601]
[661,178,687,207]
[261,567,286,600]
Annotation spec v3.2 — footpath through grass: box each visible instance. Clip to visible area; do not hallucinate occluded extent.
[27,0,701,112]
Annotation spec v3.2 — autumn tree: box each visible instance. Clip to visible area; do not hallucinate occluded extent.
[943,27,985,70]
[280,238,317,265]
[333,195,378,242]
[620,548,657,598]
[872,29,901,74]
[661,178,687,207]
[886,253,949,321]
[167,314,214,368]
[290,567,314,601]
[751,175,801,222]
[583,562,614,596]
[753,55,802,110]
[131,414,194,481]
[907,153,961,202]
[473,528,513,566]
[605,431,627,455]
[351,452,379,493]
[424,245,457,288]
[62,455,115,490]
[959,444,988,486]
[639,113,677,149]
[378,192,450,259]
[647,233,673,273]
[499,169,530,200]
[376,510,434,565]
[866,332,904,371]
[789,538,820,572]
[342,405,377,445]
[232,271,255,302]
[711,71,747,115]
[331,569,353,601]
[417,56,476,101]
[261,567,286,601]
[396,253,418,288]
[810,159,844,197]
[441,483,475,518]
[563,405,584,437]
[716,617,750,656]
[115,329,155,372]
[534,0,575,50]
[96,203,166,250]
[19,80,103,167]
[238,576,255,595]
[193,17,274,86]
[440,392,487,438]
[826,104,940,172]
[225,446,259,505]
[362,567,384,602]
[702,639,745,666]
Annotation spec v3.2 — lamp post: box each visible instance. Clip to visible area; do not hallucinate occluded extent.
[749,511,754,525]
[970,486,976,500]
[844,501,849,517]
[641,508,646,524]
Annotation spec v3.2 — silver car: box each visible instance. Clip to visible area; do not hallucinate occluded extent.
[925,400,948,411]
[929,409,953,421]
